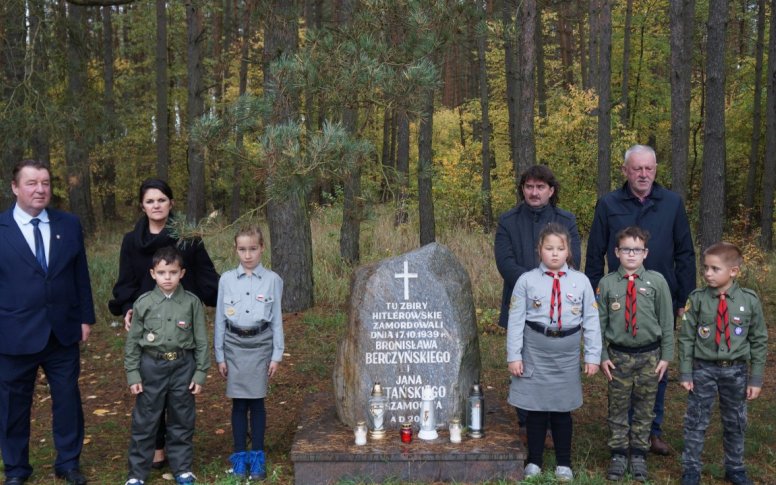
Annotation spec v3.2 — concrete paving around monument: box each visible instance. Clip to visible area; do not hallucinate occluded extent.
[291,392,526,484]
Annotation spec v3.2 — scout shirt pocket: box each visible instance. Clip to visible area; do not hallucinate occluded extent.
[565,292,584,320]
[526,294,546,316]
[606,295,625,313]
[141,315,164,344]
[636,285,657,316]
[254,295,274,322]
[222,296,242,324]
[729,305,752,340]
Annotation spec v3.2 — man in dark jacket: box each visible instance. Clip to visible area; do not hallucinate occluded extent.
[494,165,581,445]
[495,165,581,329]
[585,144,696,455]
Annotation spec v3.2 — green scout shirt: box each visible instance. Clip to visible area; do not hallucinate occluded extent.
[679,281,768,387]
[124,285,210,386]
[597,266,674,362]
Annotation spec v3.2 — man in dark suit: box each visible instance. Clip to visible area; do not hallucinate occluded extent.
[0,160,95,485]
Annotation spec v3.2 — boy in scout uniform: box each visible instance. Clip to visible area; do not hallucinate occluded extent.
[124,247,210,485]
[597,226,673,482]
[679,242,767,485]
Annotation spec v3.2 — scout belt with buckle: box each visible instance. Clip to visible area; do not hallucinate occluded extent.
[145,349,187,361]
[696,358,746,368]
[227,322,270,337]
[526,320,581,338]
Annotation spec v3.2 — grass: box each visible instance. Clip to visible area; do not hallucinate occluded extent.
[8,204,776,484]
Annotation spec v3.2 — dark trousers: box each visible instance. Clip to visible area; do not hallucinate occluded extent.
[525,411,572,468]
[681,361,748,475]
[127,353,196,480]
[232,398,266,452]
[0,335,84,479]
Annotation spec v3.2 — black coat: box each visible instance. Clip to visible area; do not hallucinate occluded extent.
[494,203,581,328]
[108,215,219,317]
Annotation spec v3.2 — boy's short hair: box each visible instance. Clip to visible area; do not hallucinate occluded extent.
[152,246,184,268]
[235,224,264,246]
[615,226,651,247]
[703,242,743,267]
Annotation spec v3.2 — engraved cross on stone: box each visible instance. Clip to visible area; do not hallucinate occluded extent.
[395,260,418,301]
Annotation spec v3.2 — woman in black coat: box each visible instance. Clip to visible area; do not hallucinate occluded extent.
[109,178,219,468]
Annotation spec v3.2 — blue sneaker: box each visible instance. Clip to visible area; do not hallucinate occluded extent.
[175,472,196,484]
[229,451,247,478]
[248,450,267,480]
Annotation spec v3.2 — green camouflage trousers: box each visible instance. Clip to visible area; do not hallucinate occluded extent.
[681,360,748,475]
[607,347,660,454]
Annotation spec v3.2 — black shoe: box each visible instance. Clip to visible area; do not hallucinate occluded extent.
[681,471,700,485]
[4,478,28,485]
[724,470,753,485]
[55,468,87,485]
[151,458,168,470]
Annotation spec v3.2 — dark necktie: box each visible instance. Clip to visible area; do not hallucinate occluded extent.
[624,274,639,336]
[545,271,566,329]
[31,218,47,273]
[715,293,730,350]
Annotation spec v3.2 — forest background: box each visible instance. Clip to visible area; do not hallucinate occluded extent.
[2,0,776,483]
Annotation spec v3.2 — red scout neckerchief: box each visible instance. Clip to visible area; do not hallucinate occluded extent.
[624,273,639,336]
[545,271,566,329]
[716,292,731,350]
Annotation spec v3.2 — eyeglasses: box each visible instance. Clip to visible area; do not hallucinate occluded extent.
[618,247,646,255]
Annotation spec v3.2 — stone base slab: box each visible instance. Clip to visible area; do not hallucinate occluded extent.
[291,393,526,484]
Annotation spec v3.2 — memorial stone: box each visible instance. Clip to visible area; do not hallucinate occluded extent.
[333,242,481,429]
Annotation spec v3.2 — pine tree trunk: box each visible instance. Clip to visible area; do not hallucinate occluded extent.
[587,0,601,91]
[263,0,312,312]
[595,0,612,197]
[339,0,361,264]
[503,0,518,173]
[65,3,94,231]
[517,0,536,178]
[99,5,117,220]
[535,3,546,118]
[418,85,436,245]
[557,2,574,89]
[395,109,410,225]
[185,0,206,223]
[29,0,50,167]
[745,0,765,219]
[670,0,695,199]
[155,0,170,181]
[620,0,633,126]
[1,0,26,207]
[231,0,254,222]
[478,1,492,233]
[760,0,776,250]
[698,0,728,252]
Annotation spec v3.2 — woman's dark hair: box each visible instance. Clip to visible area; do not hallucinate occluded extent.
[138,178,174,204]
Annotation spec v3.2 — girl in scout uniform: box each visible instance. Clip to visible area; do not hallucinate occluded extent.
[507,223,602,482]
[214,226,284,481]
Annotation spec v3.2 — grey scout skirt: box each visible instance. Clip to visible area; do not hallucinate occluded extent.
[224,326,274,399]
[508,325,584,412]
